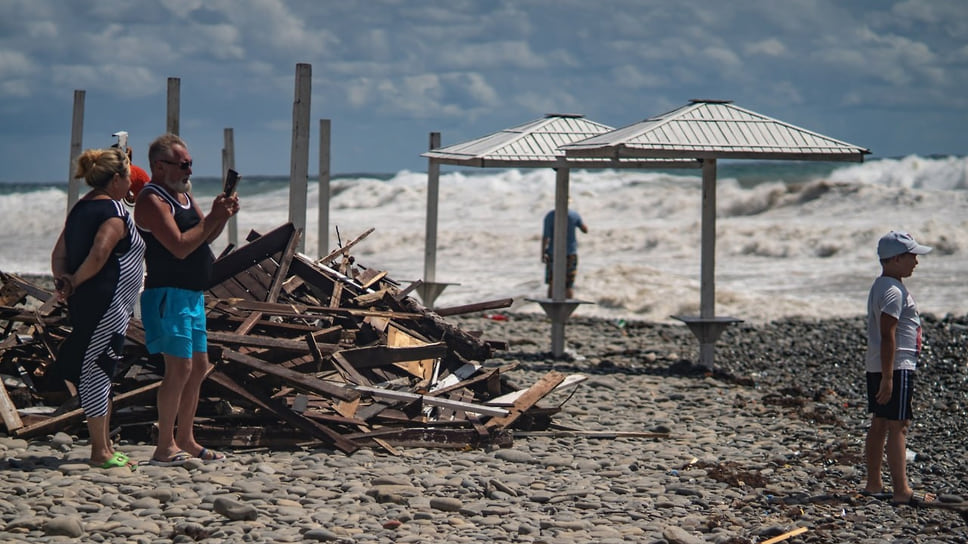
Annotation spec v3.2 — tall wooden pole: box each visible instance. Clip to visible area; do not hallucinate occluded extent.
[317,119,331,258]
[166,78,180,135]
[67,90,85,214]
[288,63,311,253]
[222,128,237,248]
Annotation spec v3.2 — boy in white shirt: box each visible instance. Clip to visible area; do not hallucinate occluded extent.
[864,231,935,506]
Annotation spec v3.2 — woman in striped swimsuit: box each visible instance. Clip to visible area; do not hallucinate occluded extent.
[51,147,145,469]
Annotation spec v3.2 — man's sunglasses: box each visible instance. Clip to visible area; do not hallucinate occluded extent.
[159,159,193,170]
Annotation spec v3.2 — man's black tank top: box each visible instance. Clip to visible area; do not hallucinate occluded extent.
[138,183,213,291]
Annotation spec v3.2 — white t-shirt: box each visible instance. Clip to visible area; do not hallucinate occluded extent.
[865,276,922,373]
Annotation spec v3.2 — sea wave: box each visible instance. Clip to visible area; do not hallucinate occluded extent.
[2,155,967,323]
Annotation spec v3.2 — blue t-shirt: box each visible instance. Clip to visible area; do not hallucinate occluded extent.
[543,209,584,256]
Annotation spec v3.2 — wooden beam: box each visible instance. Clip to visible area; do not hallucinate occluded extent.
[207,370,358,454]
[329,255,350,307]
[13,381,160,438]
[485,373,587,406]
[357,269,388,290]
[235,228,304,336]
[0,380,24,433]
[218,299,422,320]
[435,298,514,317]
[484,371,566,430]
[337,343,448,369]
[317,227,374,266]
[209,223,296,287]
[355,386,508,417]
[220,347,359,402]
[207,330,338,352]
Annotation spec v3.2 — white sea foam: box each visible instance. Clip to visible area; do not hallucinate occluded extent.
[3,156,967,324]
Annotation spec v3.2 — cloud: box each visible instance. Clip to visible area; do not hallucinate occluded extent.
[344,71,498,119]
[435,40,548,70]
[49,63,157,97]
[703,46,742,69]
[610,65,668,89]
[745,38,787,57]
[513,89,580,117]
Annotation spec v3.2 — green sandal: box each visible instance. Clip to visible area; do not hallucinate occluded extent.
[96,451,137,471]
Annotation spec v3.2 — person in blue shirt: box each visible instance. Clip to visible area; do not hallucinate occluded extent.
[541,208,588,299]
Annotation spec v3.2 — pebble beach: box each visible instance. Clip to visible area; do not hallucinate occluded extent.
[2,310,967,543]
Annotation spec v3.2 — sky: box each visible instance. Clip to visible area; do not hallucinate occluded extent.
[1,0,966,182]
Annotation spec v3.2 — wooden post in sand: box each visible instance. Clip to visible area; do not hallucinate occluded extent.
[166,78,180,135]
[318,118,331,257]
[222,128,238,248]
[66,90,85,214]
[288,63,311,254]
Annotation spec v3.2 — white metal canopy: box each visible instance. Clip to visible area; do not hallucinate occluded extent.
[562,99,870,368]
[563,99,870,161]
[420,114,699,356]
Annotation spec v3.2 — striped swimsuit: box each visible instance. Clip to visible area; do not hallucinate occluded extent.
[56,199,145,417]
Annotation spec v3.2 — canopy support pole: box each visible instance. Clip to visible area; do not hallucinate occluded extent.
[418,132,456,307]
[529,164,592,358]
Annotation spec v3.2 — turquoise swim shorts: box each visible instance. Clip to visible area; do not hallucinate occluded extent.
[140,287,207,359]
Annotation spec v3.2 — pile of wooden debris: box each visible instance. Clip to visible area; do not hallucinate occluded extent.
[0,223,583,454]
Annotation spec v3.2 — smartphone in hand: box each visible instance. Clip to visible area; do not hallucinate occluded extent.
[223,168,240,196]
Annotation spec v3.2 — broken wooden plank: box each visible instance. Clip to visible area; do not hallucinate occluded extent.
[484,371,566,430]
[329,254,350,308]
[236,228,303,336]
[357,268,388,290]
[220,348,359,402]
[426,364,513,398]
[206,331,338,352]
[0,273,55,305]
[0,380,24,433]
[355,385,509,417]
[191,423,317,448]
[317,227,375,266]
[434,298,514,317]
[337,343,448,370]
[209,223,296,288]
[392,295,493,362]
[218,299,422,320]
[207,370,358,454]
[485,373,588,406]
[13,381,160,438]
[394,280,422,301]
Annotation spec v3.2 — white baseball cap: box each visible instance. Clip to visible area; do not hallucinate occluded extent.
[877,231,932,259]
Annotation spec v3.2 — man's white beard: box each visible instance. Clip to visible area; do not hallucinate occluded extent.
[167,178,192,194]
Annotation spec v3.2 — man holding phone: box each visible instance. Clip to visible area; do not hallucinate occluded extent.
[134,133,240,465]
